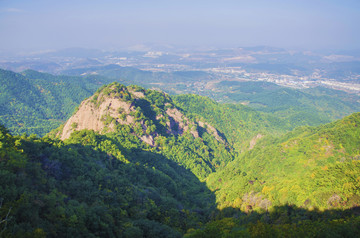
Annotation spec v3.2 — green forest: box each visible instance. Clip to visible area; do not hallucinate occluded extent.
[1,69,360,237]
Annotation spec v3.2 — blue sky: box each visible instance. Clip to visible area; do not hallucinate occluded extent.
[0,0,359,51]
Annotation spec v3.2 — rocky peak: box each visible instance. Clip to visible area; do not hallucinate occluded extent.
[59,82,226,146]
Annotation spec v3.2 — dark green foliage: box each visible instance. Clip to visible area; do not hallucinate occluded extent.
[0,126,215,237]
[145,90,169,108]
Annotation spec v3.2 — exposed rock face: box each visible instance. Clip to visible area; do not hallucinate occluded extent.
[140,135,155,146]
[165,108,201,138]
[165,108,187,135]
[128,88,145,99]
[60,94,135,140]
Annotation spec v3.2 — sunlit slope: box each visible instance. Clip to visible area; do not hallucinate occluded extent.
[207,112,360,210]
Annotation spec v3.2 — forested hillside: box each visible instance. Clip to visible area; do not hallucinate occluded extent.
[1,69,360,237]
[2,112,360,237]
[0,69,113,136]
[186,113,360,237]
[174,94,315,151]
[0,125,215,237]
[2,109,360,237]
[207,113,360,210]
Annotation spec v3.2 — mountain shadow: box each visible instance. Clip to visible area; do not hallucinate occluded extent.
[185,204,360,237]
[0,126,216,237]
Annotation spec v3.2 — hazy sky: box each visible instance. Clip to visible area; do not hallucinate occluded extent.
[0,0,359,52]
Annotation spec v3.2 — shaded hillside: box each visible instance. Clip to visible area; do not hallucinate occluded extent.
[185,205,360,237]
[0,125,215,237]
[207,113,360,210]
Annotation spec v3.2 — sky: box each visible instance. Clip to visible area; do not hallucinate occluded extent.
[0,0,359,52]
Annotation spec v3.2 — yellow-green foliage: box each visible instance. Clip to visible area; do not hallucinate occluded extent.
[207,113,360,210]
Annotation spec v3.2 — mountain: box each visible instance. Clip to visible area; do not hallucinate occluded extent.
[51,82,233,179]
[1,82,360,237]
[57,83,221,143]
